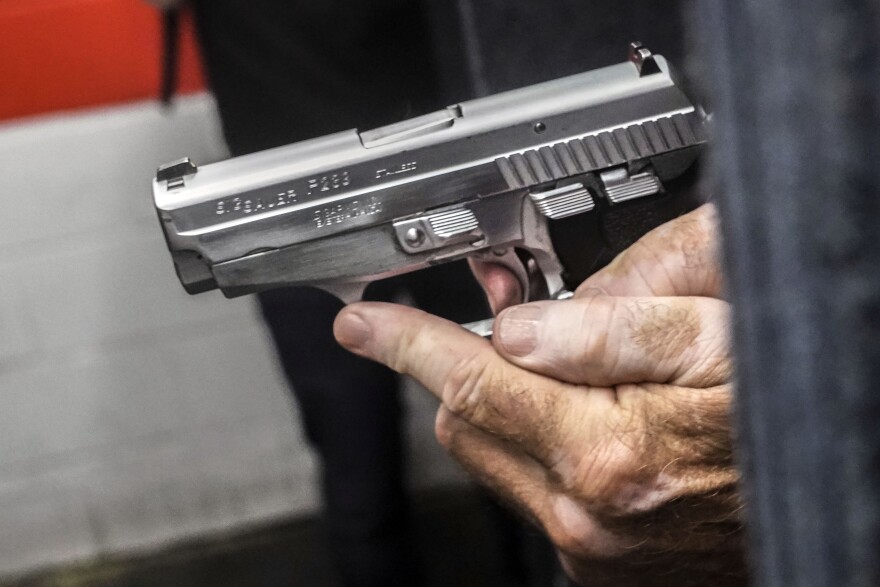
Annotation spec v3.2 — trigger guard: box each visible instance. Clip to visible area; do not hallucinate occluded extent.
[473,249,531,305]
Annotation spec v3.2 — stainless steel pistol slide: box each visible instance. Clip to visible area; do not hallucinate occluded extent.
[154,43,707,328]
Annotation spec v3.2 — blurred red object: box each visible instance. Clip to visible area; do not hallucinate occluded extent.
[0,0,205,122]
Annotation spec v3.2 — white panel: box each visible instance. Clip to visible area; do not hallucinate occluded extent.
[7,222,256,355]
[79,422,317,554]
[161,326,295,429]
[0,343,185,467]
[0,277,37,363]
[0,95,227,253]
[0,466,97,577]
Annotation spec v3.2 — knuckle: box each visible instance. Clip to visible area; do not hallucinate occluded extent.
[660,385,735,464]
[433,408,457,450]
[546,521,591,558]
[690,348,733,387]
[543,498,623,559]
[633,239,671,289]
[572,297,617,370]
[590,386,736,520]
[641,204,719,291]
[387,323,422,375]
[577,297,613,350]
[574,440,641,511]
[695,202,719,231]
[566,393,655,514]
[440,353,493,422]
[673,206,717,267]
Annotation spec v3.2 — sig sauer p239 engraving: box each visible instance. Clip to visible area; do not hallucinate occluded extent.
[154,44,707,326]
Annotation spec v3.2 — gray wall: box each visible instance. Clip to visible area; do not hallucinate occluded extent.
[0,96,465,577]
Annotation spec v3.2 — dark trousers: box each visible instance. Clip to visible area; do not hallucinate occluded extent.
[257,268,488,587]
[192,2,489,585]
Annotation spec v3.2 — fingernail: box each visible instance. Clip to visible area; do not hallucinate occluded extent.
[335,311,372,350]
[497,305,542,356]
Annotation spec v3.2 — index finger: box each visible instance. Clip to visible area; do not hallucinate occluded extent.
[334,302,615,466]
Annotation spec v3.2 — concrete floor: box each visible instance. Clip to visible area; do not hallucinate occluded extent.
[5,488,568,587]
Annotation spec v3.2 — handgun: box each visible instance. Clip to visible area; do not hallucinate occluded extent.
[154,43,707,329]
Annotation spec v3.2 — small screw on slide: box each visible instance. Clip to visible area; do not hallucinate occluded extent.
[405,227,427,247]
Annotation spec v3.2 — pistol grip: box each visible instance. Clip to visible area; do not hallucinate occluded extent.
[549,164,705,289]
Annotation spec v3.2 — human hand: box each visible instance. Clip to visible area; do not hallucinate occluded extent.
[334,205,746,586]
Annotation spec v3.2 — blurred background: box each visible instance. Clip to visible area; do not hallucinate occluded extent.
[0,2,496,585]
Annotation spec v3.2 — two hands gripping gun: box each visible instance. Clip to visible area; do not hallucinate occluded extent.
[154,46,746,587]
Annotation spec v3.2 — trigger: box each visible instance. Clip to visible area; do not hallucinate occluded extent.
[474,248,531,304]
[319,282,368,304]
[465,250,571,338]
